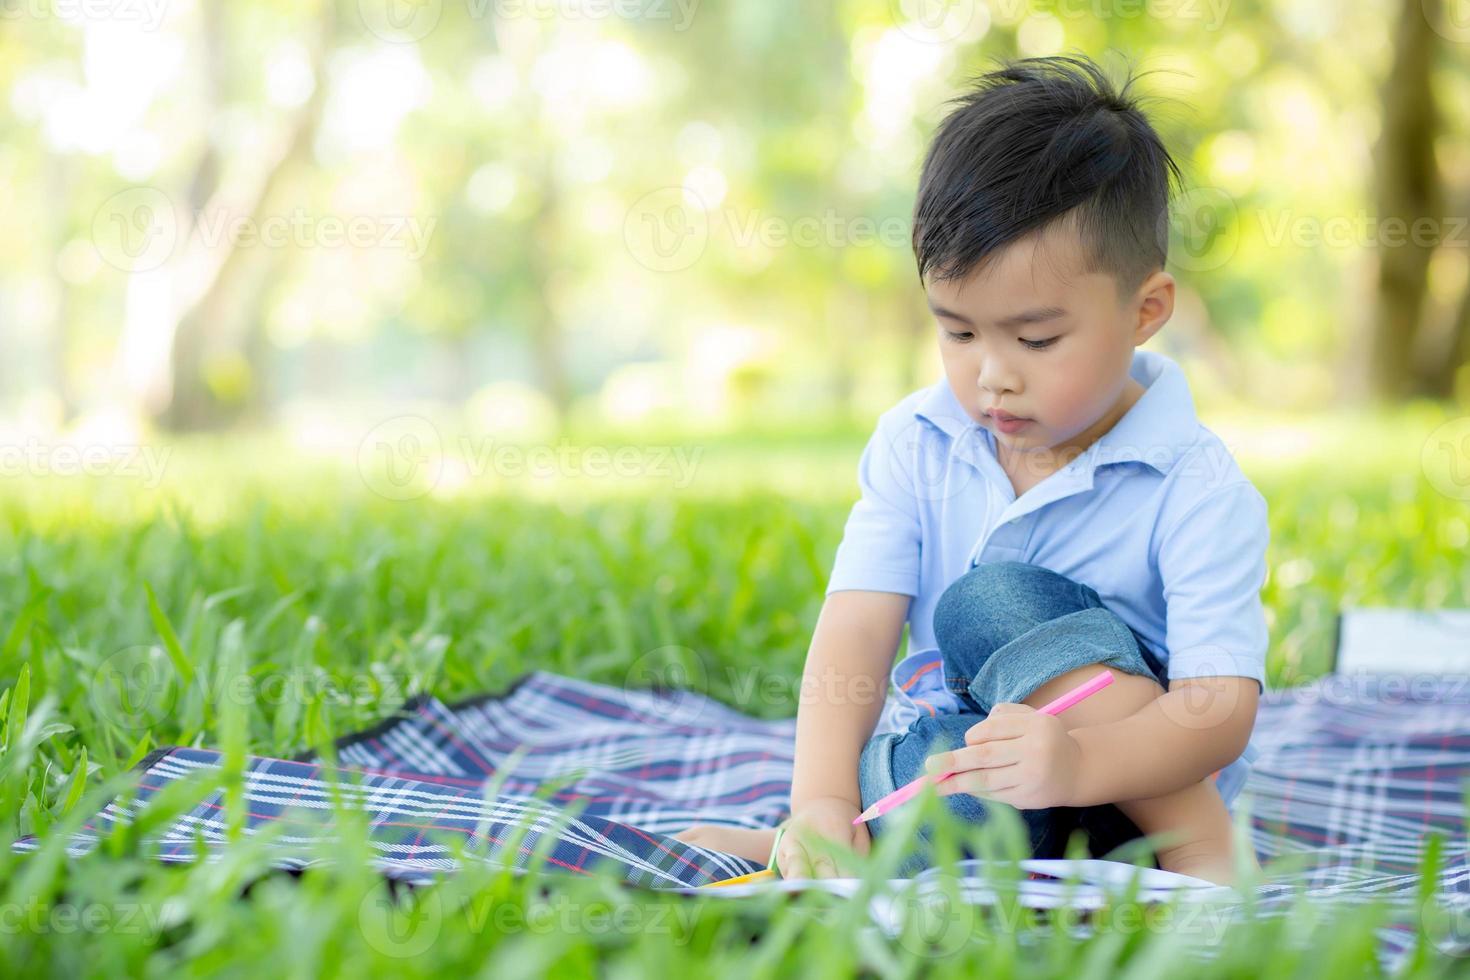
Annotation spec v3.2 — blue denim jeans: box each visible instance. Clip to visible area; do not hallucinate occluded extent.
[856,561,1171,877]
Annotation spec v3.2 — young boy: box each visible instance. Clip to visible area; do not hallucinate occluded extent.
[675,54,1267,884]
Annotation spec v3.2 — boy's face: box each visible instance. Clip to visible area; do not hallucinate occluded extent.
[925,220,1173,468]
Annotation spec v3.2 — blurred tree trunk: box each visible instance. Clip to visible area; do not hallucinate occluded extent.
[1438,273,1470,398]
[157,0,224,431]
[46,157,77,422]
[236,247,288,426]
[1368,0,1445,401]
[525,150,570,429]
[159,2,332,432]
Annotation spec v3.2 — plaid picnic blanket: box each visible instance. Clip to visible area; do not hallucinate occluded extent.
[14,670,1470,968]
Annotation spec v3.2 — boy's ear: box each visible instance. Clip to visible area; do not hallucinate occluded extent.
[1130,269,1174,346]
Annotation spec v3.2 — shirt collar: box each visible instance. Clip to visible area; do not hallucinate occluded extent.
[912,348,1200,476]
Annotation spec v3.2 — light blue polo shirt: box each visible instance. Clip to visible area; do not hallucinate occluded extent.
[826,348,1270,808]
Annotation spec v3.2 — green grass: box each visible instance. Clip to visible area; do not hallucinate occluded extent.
[1,406,1468,977]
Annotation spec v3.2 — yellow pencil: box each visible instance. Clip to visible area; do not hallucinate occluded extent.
[700,868,777,888]
[696,824,787,888]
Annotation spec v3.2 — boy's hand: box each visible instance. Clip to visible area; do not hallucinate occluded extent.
[775,796,871,879]
[924,702,1081,810]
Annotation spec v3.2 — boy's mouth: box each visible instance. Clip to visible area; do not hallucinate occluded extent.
[982,408,1033,434]
[983,407,1028,422]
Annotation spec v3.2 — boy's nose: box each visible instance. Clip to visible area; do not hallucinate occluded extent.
[977,360,1021,396]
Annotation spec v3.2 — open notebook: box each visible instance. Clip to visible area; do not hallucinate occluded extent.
[668,858,1237,908]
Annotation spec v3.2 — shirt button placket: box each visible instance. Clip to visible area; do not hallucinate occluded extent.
[974,512,1028,565]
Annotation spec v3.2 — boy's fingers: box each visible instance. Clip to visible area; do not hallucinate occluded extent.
[777,839,808,878]
[806,838,839,879]
[950,742,1022,770]
[779,818,869,879]
[940,764,1020,797]
[963,715,1026,744]
[788,836,834,879]
[836,843,865,877]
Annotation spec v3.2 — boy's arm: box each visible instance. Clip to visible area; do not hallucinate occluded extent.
[1069,480,1270,805]
[795,402,925,811]
[1064,675,1259,806]
[790,589,910,812]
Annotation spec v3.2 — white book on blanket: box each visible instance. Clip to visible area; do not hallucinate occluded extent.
[678,858,1236,906]
[1334,607,1470,675]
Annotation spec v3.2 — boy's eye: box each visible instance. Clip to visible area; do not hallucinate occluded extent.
[943,329,1057,350]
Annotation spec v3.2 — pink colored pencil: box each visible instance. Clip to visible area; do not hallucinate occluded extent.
[852,669,1114,825]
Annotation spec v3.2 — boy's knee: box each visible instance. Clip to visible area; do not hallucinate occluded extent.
[935,562,1074,650]
[935,561,1050,613]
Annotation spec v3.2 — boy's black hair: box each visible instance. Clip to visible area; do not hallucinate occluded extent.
[912,54,1183,299]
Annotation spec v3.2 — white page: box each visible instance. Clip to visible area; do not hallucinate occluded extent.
[670,857,1238,904]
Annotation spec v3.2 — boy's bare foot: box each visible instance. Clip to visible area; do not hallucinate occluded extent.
[1156,836,1257,887]
[670,824,778,864]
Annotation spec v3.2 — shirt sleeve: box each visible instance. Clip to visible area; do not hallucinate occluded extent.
[1157,481,1270,693]
[825,407,924,597]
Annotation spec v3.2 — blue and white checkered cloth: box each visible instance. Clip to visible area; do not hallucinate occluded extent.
[14,670,1470,969]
